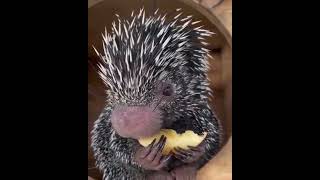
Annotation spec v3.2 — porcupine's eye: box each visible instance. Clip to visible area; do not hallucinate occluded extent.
[155,81,174,98]
[162,84,173,96]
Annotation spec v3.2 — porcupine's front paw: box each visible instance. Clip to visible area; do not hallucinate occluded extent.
[173,144,205,164]
[134,135,172,171]
[170,165,197,180]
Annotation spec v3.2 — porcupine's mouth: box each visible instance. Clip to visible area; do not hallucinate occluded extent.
[110,105,162,139]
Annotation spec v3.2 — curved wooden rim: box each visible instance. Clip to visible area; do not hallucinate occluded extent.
[178,0,232,46]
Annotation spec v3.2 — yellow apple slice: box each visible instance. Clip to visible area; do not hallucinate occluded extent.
[138,129,207,155]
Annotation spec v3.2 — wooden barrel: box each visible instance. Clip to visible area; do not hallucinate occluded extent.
[88,0,232,179]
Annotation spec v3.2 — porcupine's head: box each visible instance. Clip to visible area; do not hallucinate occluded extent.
[94,8,214,139]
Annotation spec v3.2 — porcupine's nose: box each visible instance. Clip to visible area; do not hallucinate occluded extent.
[110,105,162,139]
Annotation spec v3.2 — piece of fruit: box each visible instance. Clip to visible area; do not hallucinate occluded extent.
[138,129,207,155]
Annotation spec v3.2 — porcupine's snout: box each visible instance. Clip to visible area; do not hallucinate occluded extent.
[110,105,162,139]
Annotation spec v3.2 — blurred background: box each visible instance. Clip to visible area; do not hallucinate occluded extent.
[88,0,231,179]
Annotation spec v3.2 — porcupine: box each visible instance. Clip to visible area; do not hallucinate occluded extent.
[91,8,222,180]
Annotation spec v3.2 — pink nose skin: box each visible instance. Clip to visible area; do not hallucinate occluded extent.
[110,105,162,139]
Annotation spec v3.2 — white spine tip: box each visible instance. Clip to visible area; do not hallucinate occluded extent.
[154,8,159,15]
[191,20,201,25]
[174,12,183,19]
[92,46,99,55]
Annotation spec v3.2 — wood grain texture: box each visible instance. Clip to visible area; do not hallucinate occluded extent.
[210,0,232,35]
[200,0,224,9]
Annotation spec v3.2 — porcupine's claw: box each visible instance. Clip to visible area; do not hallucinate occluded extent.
[173,145,205,164]
[134,135,173,171]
